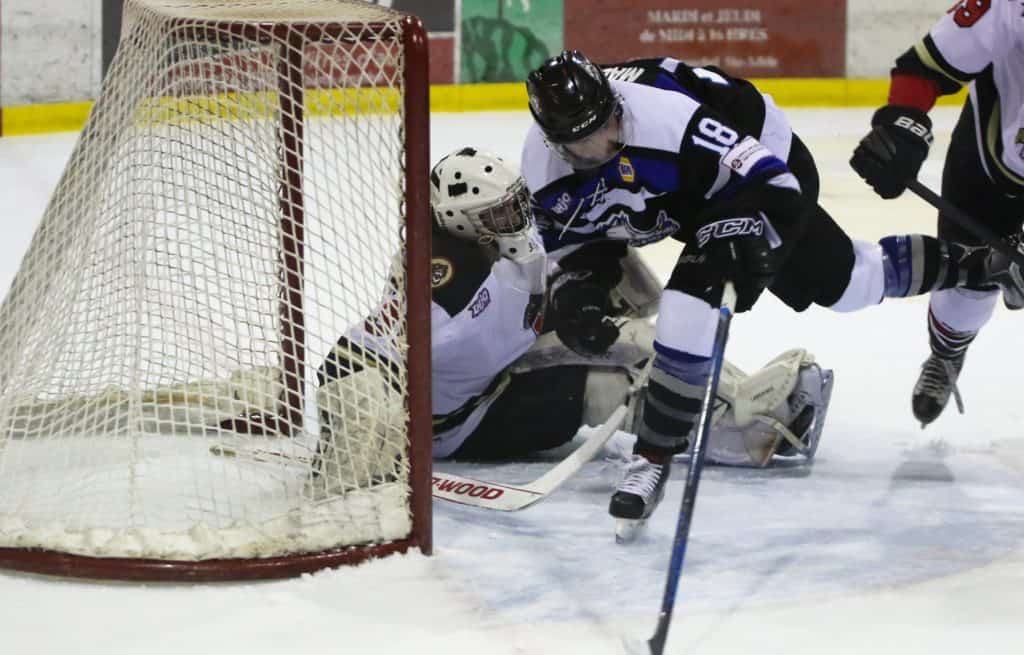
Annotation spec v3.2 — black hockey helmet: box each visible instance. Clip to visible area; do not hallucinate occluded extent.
[526,50,617,144]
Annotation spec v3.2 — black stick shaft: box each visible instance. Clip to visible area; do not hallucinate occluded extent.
[906,179,1024,268]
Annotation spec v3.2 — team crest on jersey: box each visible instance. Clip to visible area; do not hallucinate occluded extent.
[618,156,635,183]
[431,258,453,288]
[1016,128,1024,158]
[469,288,491,318]
[603,208,680,246]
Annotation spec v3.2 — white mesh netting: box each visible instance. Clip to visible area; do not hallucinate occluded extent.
[0,0,424,563]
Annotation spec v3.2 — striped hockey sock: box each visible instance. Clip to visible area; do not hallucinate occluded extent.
[879,235,993,298]
[635,344,711,456]
[927,308,977,359]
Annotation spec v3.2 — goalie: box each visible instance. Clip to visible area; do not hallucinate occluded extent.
[313,148,834,490]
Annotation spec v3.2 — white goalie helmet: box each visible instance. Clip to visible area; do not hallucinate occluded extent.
[430,147,540,262]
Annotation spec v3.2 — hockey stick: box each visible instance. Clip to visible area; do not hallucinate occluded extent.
[906,179,1024,268]
[431,402,629,511]
[210,419,622,512]
[212,364,652,512]
[435,361,651,510]
[646,282,737,655]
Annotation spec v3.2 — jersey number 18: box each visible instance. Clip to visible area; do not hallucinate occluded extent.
[691,117,739,156]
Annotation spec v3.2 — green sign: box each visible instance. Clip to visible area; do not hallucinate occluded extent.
[460,1,564,83]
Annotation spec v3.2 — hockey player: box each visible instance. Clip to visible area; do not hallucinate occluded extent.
[850,0,1024,426]
[313,148,834,502]
[521,51,1024,532]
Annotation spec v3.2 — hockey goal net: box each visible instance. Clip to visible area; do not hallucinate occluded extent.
[0,0,431,580]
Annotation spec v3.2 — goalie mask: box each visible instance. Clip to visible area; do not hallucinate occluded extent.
[430,148,541,263]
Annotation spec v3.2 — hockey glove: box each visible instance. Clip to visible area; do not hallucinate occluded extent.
[851,105,933,199]
[550,274,621,356]
[692,215,778,312]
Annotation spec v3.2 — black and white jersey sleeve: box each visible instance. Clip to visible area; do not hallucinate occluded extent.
[895,0,1024,188]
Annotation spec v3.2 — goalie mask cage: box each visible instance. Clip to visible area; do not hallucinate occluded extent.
[0,0,431,581]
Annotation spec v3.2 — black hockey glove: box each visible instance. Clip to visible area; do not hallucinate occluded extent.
[549,274,621,356]
[850,105,933,199]
[693,216,779,312]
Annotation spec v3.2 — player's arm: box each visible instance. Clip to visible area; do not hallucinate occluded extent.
[851,0,1004,198]
[547,241,628,356]
[678,104,802,310]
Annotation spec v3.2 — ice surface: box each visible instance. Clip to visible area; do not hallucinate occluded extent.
[0,108,1021,654]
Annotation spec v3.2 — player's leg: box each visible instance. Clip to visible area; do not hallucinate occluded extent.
[609,254,724,526]
[614,349,835,469]
[913,103,1024,425]
[768,135,1006,314]
[453,318,655,460]
[313,337,406,491]
[707,349,834,466]
[448,365,591,460]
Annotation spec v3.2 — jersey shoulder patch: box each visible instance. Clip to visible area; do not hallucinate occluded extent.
[431,228,494,317]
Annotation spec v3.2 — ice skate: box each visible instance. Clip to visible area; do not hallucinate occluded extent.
[912,352,965,427]
[610,453,671,543]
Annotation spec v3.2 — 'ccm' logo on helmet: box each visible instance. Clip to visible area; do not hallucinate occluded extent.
[571,113,598,134]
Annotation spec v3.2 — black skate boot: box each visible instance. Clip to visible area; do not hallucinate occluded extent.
[912,352,965,427]
[610,452,671,543]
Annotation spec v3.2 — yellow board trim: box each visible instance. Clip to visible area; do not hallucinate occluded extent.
[1,79,970,137]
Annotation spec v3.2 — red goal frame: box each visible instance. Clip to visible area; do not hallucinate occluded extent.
[0,15,432,582]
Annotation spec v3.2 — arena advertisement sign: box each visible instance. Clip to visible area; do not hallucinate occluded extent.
[563,1,846,78]
[460,0,564,83]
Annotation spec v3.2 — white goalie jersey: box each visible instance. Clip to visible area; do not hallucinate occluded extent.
[325,226,547,459]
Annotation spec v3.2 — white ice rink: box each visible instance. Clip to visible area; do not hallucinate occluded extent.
[0,107,1022,654]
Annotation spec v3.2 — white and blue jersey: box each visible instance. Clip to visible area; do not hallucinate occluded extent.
[521,58,802,256]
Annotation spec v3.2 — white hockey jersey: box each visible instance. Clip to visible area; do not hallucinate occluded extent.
[901,0,1024,188]
[332,228,545,458]
[429,248,545,457]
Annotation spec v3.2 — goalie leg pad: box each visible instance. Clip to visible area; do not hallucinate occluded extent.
[314,367,406,491]
[704,349,835,467]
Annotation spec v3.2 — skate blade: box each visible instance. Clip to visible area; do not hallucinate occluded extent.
[615,517,648,544]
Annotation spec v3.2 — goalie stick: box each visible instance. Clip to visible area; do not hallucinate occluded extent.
[212,362,650,512]
[210,405,626,512]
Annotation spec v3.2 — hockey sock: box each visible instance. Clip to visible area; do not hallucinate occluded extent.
[927,308,977,359]
[879,235,993,298]
[636,342,710,456]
